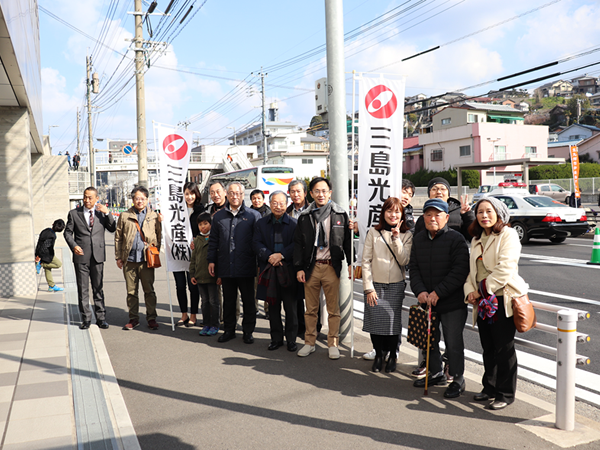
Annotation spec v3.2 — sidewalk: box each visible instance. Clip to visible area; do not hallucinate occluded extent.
[2,245,600,449]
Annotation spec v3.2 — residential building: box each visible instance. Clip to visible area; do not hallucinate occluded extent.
[420,103,548,184]
[402,136,423,174]
[556,123,600,142]
[571,75,598,95]
[534,80,573,98]
[571,133,600,163]
[547,139,582,159]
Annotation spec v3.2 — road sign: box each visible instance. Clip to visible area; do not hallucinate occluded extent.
[122,145,134,155]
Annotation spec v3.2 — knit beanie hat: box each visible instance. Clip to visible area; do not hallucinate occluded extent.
[474,197,510,224]
[427,177,451,196]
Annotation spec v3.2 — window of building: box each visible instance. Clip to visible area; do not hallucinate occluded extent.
[525,146,537,156]
[569,135,581,140]
[441,118,451,125]
[431,149,443,161]
[302,158,313,164]
[494,145,506,161]
[419,154,423,159]
[459,145,471,157]
[303,143,311,150]
[290,141,295,145]
[410,155,414,160]
[467,114,478,123]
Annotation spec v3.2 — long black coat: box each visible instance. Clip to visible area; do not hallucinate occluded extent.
[408,224,470,315]
[207,202,261,278]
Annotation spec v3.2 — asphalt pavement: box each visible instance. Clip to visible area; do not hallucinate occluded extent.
[94,234,600,449]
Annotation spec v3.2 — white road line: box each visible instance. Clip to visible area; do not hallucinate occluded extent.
[567,243,594,248]
[528,289,600,307]
[521,253,588,264]
[529,259,600,269]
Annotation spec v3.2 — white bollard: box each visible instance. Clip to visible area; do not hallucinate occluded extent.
[556,310,578,431]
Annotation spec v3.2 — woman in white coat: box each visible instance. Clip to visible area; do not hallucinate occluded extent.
[362,197,412,373]
[464,197,528,411]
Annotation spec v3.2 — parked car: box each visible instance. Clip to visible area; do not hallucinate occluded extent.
[529,183,571,203]
[490,193,588,244]
[472,185,528,204]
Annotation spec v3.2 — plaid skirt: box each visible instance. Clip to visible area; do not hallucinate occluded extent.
[362,281,405,335]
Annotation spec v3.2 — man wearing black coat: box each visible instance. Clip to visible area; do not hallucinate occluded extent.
[254,191,298,352]
[293,177,352,360]
[414,177,475,241]
[208,182,261,344]
[409,198,470,399]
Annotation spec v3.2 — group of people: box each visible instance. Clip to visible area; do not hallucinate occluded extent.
[358,176,527,410]
[36,173,527,411]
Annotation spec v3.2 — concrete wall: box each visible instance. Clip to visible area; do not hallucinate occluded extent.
[0,107,36,296]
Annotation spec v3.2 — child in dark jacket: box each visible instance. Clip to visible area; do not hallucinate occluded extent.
[190,213,220,336]
[35,219,66,292]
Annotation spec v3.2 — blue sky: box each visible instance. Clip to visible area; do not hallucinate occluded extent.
[39,0,600,155]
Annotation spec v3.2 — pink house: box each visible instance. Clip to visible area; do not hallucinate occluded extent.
[403,136,423,174]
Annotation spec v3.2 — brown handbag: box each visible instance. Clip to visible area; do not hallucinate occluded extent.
[134,221,161,269]
[353,266,362,280]
[508,288,536,332]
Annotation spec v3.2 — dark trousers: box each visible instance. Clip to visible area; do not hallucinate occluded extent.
[429,307,468,380]
[173,271,199,315]
[74,260,106,322]
[222,277,256,335]
[199,283,220,328]
[477,297,517,403]
[268,280,298,344]
[370,334,399,358]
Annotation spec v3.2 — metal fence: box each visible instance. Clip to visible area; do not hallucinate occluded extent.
[531,177,600,194]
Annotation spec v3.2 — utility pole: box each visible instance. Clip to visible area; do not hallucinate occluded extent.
[134,0,148,188]
[324,0,351,342]
[253,68,268,164]
[76,107,80,156]
[87,55,95,186]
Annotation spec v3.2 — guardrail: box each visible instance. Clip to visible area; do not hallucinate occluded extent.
[397,297,590,431]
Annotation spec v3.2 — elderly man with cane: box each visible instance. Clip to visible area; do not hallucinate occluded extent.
[408,198,470,398]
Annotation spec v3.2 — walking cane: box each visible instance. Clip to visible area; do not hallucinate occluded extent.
[424,304,432,396]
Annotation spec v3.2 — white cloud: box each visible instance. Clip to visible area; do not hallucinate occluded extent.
[41,67,81,114]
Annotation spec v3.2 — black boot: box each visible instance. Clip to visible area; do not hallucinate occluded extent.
[385,357,397,373]
[372,349,384,372]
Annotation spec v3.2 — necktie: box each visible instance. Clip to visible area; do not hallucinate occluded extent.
[89,210,94,229]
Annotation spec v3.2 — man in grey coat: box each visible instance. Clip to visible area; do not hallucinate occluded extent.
[65,186,116,330]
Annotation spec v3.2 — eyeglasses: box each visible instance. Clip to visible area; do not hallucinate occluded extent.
[270,202,286,207]
[312,190,330,195]
[133,197,147,202]
[430,186,448,193]
[227,192,242,197]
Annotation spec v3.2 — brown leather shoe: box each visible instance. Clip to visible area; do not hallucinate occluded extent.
[148,319,159,330]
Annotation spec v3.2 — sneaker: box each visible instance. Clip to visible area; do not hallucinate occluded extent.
[148,319,159,330]
[48,285,64,292]
[328,346,340,360]
[199,326,210,336]
[36,261,41,274]
[123,320,140,330]
[297,344,316,357]
[363,349,376,360]
[207,327,219,336]
[412,359,427,377]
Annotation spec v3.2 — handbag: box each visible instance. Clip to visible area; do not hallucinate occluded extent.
[509,290,536,332]
[134,221,161,269]
[353,266,362,280]
[407,304,438,350]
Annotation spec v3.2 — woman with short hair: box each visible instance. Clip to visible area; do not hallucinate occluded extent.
[464,198,528,410]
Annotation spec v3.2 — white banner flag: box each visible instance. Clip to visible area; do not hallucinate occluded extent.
[357,76,405,236]
[157,125,193,272]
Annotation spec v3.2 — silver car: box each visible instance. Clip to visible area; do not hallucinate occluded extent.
[529,184,571,203]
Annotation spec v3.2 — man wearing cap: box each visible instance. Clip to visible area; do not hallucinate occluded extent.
[408,198,470,398]
[414,177,474,242]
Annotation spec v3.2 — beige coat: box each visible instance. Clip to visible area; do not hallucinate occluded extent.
[115,207,162,262]
[362,228,412,292]
[464,226,528,325]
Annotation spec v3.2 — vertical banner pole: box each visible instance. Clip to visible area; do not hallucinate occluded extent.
[350,70,357,358]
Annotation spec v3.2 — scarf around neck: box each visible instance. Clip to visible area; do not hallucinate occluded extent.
[312,201,333,249]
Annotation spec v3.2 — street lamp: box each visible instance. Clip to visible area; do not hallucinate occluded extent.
[487,137,501,185]
[226,126,237,146]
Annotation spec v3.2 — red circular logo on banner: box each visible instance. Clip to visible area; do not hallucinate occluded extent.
[365,84,398,119]
[162,134,188,160]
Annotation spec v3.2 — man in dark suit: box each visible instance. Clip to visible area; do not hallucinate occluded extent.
[65,186,116,330]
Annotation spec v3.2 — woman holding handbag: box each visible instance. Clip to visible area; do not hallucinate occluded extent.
[464,197,529,410]
[362,197,412,373]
